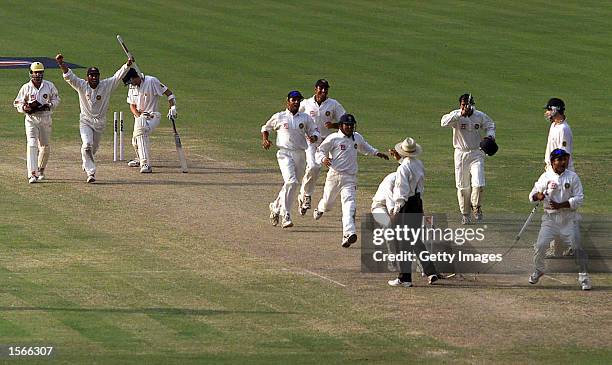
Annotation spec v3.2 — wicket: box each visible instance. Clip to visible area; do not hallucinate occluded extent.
[113,112,125,161]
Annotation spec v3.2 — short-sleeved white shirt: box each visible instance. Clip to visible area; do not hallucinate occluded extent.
[127,75,168,113]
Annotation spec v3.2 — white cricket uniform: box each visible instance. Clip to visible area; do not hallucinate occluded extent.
[262,109,318,217]
[545,120,574,171]
[392,157,425,213]
[14,80,60,177]
[315,131,379,236]
[529,169,585,273]
[441,108,496,214]
[127,75,169,166]
[299,96,346,198]
[63,65,130,176]
[371,172,396,227]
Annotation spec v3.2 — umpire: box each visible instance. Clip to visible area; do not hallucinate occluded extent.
[387,138,439,287]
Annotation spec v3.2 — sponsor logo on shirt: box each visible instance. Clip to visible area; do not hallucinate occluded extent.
[96,95,101,100]
[354,143,358,149]
[325,111,331,116]
[565,183,570,189]
[299,123,304,129]
[474,124,480,129]
[340,144,346,151]
[43,94,48,99]
[562,141,567,146]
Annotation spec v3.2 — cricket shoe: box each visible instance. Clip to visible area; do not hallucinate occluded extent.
[461,214,472,225]
[578,273,592,291]
[37,169,45,181]
[87,174,96,183]
[387,278,412,288]
[269,203,280,226]
[281,213,293,228]
[28,175,38,184]
[341,233,357,248]
[140,164,152,173]
[428,274,439,285]
[313,208,323,220]
[528,270,544,285]
[298,194,312,216]
[127,159,140,167]
[472,206,483,223]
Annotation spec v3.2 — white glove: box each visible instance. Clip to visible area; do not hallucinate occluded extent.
[167,105,177,120]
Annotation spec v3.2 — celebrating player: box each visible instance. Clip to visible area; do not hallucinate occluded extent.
[297,79,346,216]
[313,113,389,247]
[441,93,496,224]
[56,54,133,183]
[262,90,319,228]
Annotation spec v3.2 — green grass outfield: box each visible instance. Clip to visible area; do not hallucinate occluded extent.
[0,1,611,364]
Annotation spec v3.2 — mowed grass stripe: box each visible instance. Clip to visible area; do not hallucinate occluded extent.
[0,146,454,362]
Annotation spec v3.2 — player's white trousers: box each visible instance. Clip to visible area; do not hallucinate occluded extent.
[79,123,103,176]
[132,113,161,166]
[454,148,485,214]
[24,116,52,176]
[317,171,357,236]
[300,141,323,197]
[533,212,587,273]
[272,148,306,217]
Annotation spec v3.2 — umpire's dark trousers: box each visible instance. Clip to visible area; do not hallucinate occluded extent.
[392,193,437,282]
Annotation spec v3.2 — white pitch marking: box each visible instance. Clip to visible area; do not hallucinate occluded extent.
[303,269,346,287]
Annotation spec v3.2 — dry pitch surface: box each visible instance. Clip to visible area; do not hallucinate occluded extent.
[1,134,610,363]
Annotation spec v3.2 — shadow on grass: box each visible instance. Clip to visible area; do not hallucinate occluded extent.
[0,306,295,316]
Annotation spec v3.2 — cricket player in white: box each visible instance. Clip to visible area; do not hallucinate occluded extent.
[122,68,178,173]
[262,91,319,228]
[441,94,496,224]
[56,54,133,183]
[543,98,574,171]
[297,79,346,215]
[314,113,389,247]
[14,62,60,183]
[528,149,591,290]
[543,98,575,257]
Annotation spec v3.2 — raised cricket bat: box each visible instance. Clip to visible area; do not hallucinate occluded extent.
[116,35,143,78]
[170,117,188,173]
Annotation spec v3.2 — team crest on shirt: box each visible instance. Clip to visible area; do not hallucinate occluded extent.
[96,95,101,100]
[340,144,346,150]
[310,111,316,117]
[564,183,570,189]
[283,123,289,129]
[354,143,358,149]
[325,111,331,116]
[474,124,480,129]
[299,123,304,129]
[43,94,48,99]
[562,141,567,146]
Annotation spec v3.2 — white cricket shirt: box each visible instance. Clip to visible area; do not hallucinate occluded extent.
[63,64,129,131]
[316,130,378,175]
[299,96,346,139]
[441,108,496,150]
[529,169,584,213]
[261,109,318,151]
[14,80,60,121]
[127,75,168,114]
[393,157,425,208]
[545,120,574,170]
